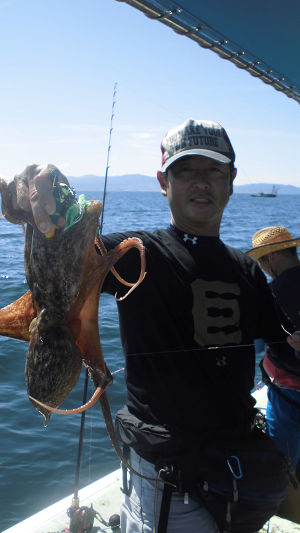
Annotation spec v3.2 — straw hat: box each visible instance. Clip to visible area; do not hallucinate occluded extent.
[246,226,300,260]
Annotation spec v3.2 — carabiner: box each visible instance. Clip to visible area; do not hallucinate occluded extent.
[226,455,243,479]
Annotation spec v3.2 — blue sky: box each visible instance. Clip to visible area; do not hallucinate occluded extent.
[1,0,299,186]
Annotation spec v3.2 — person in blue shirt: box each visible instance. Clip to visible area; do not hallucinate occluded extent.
[247,226,300,522]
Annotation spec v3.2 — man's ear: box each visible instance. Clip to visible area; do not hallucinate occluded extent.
[259,255,273,278]
[157,171,168,196]
[230,167,237,195]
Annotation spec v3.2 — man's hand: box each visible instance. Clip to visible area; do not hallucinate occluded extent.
[12,164,69,233]
[287,331,300,351]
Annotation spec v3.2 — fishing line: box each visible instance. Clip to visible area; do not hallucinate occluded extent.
[108,340,290,377]
[123,339,288,359]
[103,327,295,380]
[111,367,125,375]
[73,368,89,507]
[281,323,292,336]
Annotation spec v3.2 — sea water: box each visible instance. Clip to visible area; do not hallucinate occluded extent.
[0,191,299,531]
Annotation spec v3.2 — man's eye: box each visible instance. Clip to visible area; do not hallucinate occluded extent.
[211,166,223,174]
[184,163,196,171]
[174,167,189,175]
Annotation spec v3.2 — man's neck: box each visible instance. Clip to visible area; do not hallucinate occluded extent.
[171,219,220,237]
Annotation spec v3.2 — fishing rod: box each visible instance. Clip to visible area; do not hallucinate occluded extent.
[99,82,118,234]
[71,83,119,515]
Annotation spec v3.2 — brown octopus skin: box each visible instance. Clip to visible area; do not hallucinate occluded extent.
[0,177,104,422]
[0,291,36,341]
[0,178,145,425]
[27,235,146,421]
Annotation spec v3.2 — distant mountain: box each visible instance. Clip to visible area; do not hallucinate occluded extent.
[67,174,158,192]
[233,183,300,195]
[67,174,300,194]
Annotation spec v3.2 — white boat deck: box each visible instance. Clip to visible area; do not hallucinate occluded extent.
[3,387,300,533]
[2,469,123,533]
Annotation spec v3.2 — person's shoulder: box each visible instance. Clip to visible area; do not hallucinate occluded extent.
[101,228,171,250]
[275,263,300,281]
[271,263,300,291]
[224,244,257,266]
[223,243,265,284]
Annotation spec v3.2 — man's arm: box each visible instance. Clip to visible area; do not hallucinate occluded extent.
[253,262,300,359]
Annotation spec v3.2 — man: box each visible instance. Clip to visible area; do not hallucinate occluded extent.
[7,119,300,532]
[247,226,300,521]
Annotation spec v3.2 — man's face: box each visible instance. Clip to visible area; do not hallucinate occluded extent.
[158,156,234,236]
[259,253,279,279]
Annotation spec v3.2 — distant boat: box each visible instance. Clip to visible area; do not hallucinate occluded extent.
[251,185,278,197]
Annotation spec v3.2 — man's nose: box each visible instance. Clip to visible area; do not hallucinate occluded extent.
[191,171,210,187]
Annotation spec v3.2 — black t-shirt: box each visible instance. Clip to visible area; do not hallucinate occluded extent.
[101,226,300,439]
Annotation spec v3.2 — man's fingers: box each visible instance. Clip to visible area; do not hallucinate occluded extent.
[30,164,69,233]
[13,164,40,212]
[30,202,53,234]
[12,163,69,234]
[32,165,57,214]
[56,216,66,229]
[287,331,300,350]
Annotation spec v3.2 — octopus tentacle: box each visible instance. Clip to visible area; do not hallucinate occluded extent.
[111,266,135,287]
[95,235,135,287]
[115,238,146,301]
[29,385,103,416]
[28,361,113,418]
[95,235,146,300]
[0,290,36,341]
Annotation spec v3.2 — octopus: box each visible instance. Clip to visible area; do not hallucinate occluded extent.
[0,178,145,428]
[0,178,177,488]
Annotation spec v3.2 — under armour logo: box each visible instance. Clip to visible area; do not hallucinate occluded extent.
[183,234,198,245]
[216,355,227,366]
